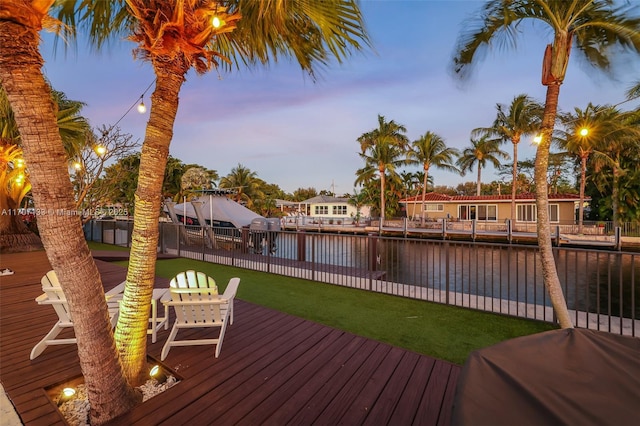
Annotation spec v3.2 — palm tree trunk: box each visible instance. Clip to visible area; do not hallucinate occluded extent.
[379,166,386,222]
[115,64,186,385]
[578,155,587,233]
[511,142,518,221]
[421,169,428,224]
[476,166,482,196]
[535,83,573,329]
[612,161,620,228]
[0,18,139,423]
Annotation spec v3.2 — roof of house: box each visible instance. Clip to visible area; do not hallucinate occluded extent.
[400,192,588,203]
[299,195,349,204]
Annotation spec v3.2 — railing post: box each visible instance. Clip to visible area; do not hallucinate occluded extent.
[507,219,512,244]
[442,219,447,240]
[297,231,306,262]
[445,241,450,305]
[177,224,181,257]
[615,227,621,251]
[472,220,476,242]
[555,225,561,247]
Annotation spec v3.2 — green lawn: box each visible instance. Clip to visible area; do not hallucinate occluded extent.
[89,241,557,365]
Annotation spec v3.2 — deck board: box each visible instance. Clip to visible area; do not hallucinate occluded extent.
[1,250,461,425]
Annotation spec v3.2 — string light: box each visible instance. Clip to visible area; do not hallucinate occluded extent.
[137,96,147,114]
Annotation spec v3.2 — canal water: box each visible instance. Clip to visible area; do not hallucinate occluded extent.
[271,231,639,318]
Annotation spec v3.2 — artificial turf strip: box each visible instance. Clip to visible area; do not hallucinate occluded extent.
[136,256,558,365]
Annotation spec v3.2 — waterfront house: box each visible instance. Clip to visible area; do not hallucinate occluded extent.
[400,192,587,224]
[297,195,365,223]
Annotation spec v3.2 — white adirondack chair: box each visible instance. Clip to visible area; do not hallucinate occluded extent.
[161,271,239,360]
[30,270,121,360]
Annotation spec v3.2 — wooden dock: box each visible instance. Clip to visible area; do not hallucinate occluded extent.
[0,250,461,425]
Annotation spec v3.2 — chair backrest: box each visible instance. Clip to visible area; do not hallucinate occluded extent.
[221,277,240,301]
[169,271,220,324]
[41,270,73,322]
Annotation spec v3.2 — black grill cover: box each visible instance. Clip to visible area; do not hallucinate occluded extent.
[452,328,640,426]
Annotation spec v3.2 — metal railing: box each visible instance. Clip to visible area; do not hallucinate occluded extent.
[85,220,639,336]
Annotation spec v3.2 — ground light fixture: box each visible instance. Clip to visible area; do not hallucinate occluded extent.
[149,364,167,384]
[57,387,76,406]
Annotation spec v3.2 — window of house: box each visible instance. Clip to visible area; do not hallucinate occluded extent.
[517,204,559,222]
[459,204,497,221]
[424,204,444,211]
[332,205,347,215]
[314,205,328,215]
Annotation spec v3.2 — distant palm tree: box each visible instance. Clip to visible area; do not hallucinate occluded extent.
[558,104,601,232]
[475,94,542,220]
[356,116,409,220]
[589,107,640,227]
[357,114,408,154]
[452,0,640,329]
[457,135,508,196]
[407,132,459,222]
[219,164,264,208]
[355,140,408,221]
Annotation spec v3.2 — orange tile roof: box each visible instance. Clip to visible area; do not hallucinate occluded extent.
[400,192,587,203]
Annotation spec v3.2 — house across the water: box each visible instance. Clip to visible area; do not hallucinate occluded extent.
[400,192,587,223]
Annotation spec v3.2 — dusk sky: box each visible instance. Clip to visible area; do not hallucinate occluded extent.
[40,1,640,196]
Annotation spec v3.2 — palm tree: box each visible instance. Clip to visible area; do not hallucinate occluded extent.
[2,0,369,421]
[357,114,409,154]
[475,94,542,220]
[219,163,264,208]
[590,107,640,227]
[356,115,409,220]
[355,140,408,220]
[0,3,141,419]
[407,131,459,222]
[558,104,602,232]
[457,135,509,196]
[452,0,640,329]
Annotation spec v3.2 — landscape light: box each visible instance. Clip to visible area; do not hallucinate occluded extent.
[15,158,25,168]
[95,145,107,156]
[149,364,167,384]
[212,15,222,28]
[57,387,76,405]
[533,135,542,144]
[579,128,589,137]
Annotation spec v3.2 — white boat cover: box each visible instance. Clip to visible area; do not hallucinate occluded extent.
[169,195,263,229]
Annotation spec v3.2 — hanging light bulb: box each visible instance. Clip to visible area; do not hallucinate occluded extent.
[137,97,147,114]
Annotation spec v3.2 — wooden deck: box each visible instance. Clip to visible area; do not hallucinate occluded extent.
[0,250,461,425]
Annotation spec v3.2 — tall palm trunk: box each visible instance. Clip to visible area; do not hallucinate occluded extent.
[0,18,139,424]
[379,165,386,222]
[578,155,587,233]
[115,64,186,385]
[421,167,428,224]
[535,82,573,329]
[612,160,620,227]
[476,166,482,195]
[511,141,518,220]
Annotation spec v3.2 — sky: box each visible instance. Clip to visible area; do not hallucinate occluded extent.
[40,0,640,196]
